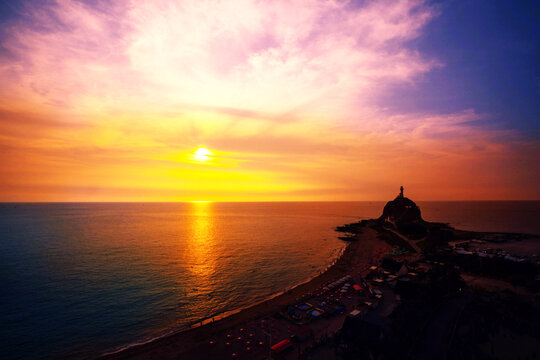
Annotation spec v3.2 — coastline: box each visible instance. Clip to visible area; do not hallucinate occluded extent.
[100,245,347,357]
[98,195,539,360]
[99,227,390,360]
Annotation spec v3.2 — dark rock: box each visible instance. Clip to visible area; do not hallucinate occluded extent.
[379,187,423,226]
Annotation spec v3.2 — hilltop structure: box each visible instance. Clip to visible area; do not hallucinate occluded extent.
[379,186,423,227]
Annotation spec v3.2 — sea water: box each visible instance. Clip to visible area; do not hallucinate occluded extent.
[1,201,538,359]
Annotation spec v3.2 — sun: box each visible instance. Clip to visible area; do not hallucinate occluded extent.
[193,147,213,162]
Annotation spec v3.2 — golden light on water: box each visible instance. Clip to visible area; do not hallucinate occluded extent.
[185,201,216,283]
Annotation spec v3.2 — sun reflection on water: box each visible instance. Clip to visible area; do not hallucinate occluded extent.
[185,201,216,285]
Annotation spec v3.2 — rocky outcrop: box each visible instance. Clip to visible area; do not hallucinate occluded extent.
[378,187,423,226]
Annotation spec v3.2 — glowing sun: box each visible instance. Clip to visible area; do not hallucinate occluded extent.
[193,147,213,162]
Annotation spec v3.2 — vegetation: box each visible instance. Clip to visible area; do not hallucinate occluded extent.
[396,222,427,239]
[447,294,540,360]
[432,251,538,290]
[335,263,466,360]
[335,220,367,235]
[370,225,416,252]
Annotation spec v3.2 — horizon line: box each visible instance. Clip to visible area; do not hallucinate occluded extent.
[1,199,539,204]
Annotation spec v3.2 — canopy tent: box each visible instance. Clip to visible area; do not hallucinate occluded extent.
[271,339,292,354]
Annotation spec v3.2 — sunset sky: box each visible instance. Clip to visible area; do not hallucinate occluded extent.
[0,0,538,201]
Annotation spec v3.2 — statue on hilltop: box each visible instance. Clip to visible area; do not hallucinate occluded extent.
[380,186,423,226]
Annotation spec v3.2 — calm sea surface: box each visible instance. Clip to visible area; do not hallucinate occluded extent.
[1,201,538,359]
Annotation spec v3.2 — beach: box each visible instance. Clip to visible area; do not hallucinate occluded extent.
[100,227,392,360]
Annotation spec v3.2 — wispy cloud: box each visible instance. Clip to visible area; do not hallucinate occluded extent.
[1,0,438,113]
[0,0,537,201]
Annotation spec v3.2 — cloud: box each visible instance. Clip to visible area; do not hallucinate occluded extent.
[0,0,438,115]
[0,0,537,201]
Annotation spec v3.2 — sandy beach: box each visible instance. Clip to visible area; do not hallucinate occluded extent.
[99,227,391,360]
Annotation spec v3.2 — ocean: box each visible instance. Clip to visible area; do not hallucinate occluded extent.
[1,201,538,359]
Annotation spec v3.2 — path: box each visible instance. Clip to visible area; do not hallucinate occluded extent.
[386,228,422,253]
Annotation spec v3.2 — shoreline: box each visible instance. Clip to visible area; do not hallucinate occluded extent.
[100,245,347,357]
[98,216,538,360]
[99,228,390,360]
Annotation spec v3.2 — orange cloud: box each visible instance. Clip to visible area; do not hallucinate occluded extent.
[0,0,538,201]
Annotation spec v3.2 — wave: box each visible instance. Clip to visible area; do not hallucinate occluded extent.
[100,243,347,358]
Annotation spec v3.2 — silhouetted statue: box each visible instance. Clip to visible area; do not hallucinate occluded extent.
[399,186,404,198]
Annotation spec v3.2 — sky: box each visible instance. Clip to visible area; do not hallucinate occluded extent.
[0,0,538,202]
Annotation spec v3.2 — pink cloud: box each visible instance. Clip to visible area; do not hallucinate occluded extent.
[0,0,439,115]
[1,0,537,201]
